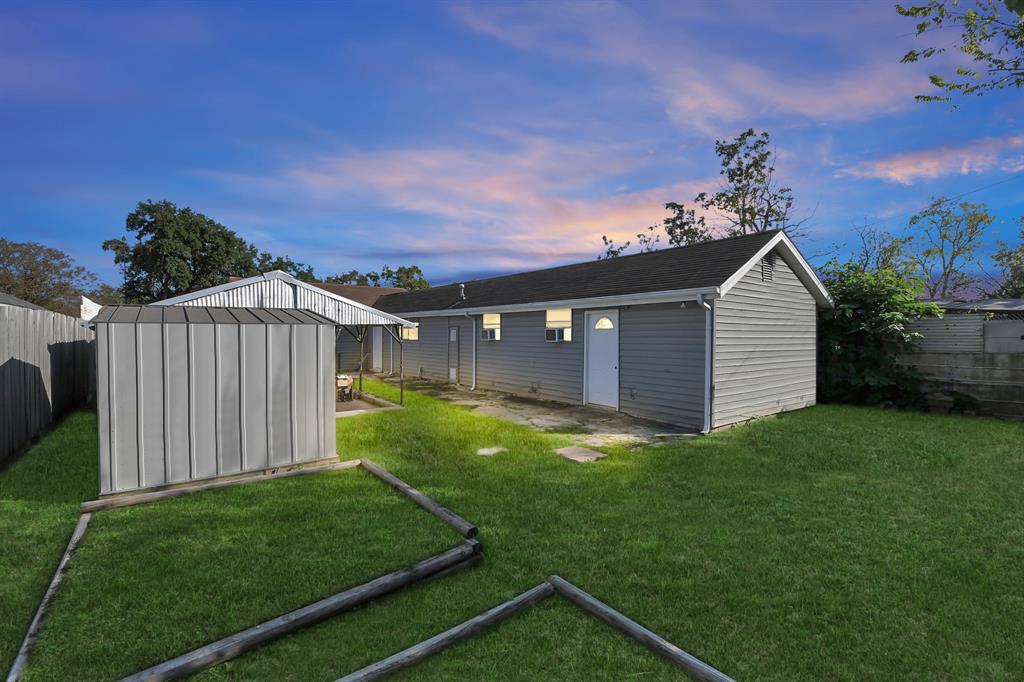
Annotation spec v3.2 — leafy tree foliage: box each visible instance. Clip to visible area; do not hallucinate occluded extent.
[0,238,117,316]
[254,253,317,282]
[853,222,916,275]
[596,128,801,258]
[819,263,941,406]
[697,129,805,237]
[990,221,1024,296]
[661,202,714,246]
[899,0,1024,102]
[103,200,317,303]
[597,235,631,259]
[325,264,430,290]
[906,197,992,298]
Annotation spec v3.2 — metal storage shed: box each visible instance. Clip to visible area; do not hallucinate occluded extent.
[154,270,416,399]
[94,305,336,495]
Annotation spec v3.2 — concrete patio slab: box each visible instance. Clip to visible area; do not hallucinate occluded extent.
[372,376,697,448]
[556,446,607,463]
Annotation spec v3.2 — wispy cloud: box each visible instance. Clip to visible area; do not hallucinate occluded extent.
[205,130,715,274]
[838,136,1024,185]
[451,1,926,134]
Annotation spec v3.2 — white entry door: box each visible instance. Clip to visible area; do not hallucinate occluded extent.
[585,310,619,409]
[371,327,383,371]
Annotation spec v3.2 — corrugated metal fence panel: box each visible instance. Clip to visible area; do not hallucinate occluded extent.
[984,319,1024,353]
[909,315,985,353]
[97,317,335,494]
[0,305,95,464]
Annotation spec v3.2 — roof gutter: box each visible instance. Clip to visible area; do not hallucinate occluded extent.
[390,286,722,319]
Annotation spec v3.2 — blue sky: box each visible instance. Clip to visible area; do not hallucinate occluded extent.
[2,0,1023,286]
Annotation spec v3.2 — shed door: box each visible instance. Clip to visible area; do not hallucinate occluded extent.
[448,326,459,383]
[585,310,619,409]
[371,327,382,371]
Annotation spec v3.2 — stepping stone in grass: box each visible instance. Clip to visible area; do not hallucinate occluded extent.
[477,447,507,457]
[556,446,607,463]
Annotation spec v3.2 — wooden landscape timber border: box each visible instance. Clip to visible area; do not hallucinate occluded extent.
[80,458,478,539]
[119,540,482,682]
[8,460,481,682]
[5,513,92,682]
[338,576,734,682]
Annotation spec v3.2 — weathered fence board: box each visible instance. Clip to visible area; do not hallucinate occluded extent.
[0,305,95,464]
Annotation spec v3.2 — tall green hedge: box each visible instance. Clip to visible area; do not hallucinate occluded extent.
[819,263,941,407]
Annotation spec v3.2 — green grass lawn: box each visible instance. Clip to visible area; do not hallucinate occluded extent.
[4,383,1024,680]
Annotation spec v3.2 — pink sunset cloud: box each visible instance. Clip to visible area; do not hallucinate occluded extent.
[839,136,1024,185]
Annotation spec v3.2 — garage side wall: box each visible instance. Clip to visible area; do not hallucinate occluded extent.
[474,310,584,403]
[712,250,817,428]
[97,321,335,495]
[399,317,449,380]
[619,303,705,429]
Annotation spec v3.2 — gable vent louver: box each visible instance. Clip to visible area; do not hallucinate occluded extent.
[761,252,775,282]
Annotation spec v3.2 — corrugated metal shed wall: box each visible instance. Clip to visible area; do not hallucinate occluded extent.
[95,307,335,495]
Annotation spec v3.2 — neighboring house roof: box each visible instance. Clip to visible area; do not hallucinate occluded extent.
[94,305,335,325]
[376,230,832,315]
[0,291,46,310]
[933,298,1024,313]
[154,270,415,327]
[306,282,407,306]
[228,277,406,307]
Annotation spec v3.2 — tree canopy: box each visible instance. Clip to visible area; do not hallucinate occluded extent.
[0,237,118,316]
[898,0,1024,102]
[991,221,1024,296]
[103,200,317,303]
[325,264,430,290]
[598,128,803,258]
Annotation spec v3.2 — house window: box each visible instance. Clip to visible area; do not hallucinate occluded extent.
[545,308,572,342]
[481,313,501,341]
[593,316,614,330]
[401,326,419,341]
[761,252,775,282]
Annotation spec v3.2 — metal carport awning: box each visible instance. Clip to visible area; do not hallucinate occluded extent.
[337,323,407,405]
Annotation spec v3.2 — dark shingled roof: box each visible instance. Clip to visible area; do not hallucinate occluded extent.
[376,231,780,314]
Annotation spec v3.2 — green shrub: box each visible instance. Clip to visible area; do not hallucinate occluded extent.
[819,263,940,407]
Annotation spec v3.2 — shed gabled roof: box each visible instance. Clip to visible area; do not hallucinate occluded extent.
[376,230,831,315]
[153,271,414,327]
[93,305,335,325]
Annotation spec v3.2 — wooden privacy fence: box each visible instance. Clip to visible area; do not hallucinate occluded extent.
[904,315,1024,419]
[0,305,95,464]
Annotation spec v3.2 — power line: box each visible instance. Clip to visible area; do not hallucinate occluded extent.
[844,171,1024,234]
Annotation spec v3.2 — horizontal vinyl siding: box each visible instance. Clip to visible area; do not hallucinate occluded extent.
[335,332,363,371]
[401,317,449,380]
[450,316,474,386]
[475,310,584,404]
[712,250,817,428]
[619,304,705,428]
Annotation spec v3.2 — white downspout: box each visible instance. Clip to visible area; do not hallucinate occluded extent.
[463,312,477,390]
[699,294,713,434]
